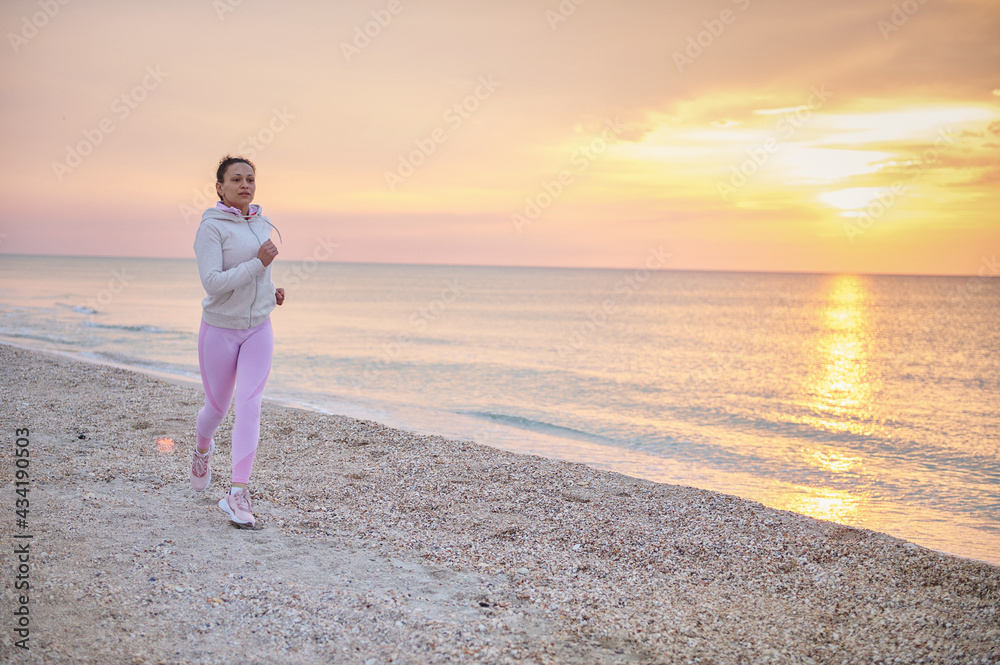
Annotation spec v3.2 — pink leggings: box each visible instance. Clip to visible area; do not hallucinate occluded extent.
[196,318,273,485]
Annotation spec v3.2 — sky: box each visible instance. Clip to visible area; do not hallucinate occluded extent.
[1,0,998,274]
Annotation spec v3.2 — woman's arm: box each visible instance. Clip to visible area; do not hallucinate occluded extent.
[194,224,265,296]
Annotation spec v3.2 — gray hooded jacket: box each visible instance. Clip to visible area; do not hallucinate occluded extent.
[194,206,280,329]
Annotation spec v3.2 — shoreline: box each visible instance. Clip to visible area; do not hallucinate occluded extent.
[1,341,998,663]
[3,336,995,568]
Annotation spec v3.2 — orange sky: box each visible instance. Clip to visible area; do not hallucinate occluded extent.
[1,0,998,274]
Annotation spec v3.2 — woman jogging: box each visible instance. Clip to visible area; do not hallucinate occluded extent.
[190,155,284,528]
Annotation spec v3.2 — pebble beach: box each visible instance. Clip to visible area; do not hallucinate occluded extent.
[0,342,997,664]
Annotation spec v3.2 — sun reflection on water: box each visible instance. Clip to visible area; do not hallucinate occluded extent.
[800,274,876,435]
[777,275,878,524]
[784,486,863,524]
[810,449,863,474]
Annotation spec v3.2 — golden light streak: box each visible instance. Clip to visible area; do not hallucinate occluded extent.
[784,486,861,523]
[818,106,994,144]
[818,187,885,214]
[810,449,863,474]
[797,275,876,435]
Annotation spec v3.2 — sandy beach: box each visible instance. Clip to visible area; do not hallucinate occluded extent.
[0,341,997,664]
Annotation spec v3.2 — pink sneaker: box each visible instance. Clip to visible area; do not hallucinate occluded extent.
[190,439,214,492]
[219,488,256,527]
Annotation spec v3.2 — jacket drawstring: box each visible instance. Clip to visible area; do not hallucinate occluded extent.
[245,212,282,244]
[263,218,283,244]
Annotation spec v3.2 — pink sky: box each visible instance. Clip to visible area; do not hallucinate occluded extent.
[1,0,998,274]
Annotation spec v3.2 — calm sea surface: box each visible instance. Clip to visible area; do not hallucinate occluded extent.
[1,255,997,564]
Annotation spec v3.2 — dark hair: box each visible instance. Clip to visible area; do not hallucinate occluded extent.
[216,155,256,201]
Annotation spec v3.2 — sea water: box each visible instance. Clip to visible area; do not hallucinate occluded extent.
[1,255,997,564]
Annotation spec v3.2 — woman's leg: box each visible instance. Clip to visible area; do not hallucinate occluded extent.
[230,320,274,486]
[196,319,239,451]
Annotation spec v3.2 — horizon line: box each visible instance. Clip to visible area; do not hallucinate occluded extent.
[0,251,995,279]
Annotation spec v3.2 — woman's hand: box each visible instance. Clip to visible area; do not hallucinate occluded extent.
[275,287,285,306]
[257,240,278,267]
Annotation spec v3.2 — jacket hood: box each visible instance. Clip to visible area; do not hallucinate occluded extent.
[200,204,263,223]
[200,205,282,243]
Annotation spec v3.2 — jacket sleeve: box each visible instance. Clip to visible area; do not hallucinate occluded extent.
[194,223,265,296]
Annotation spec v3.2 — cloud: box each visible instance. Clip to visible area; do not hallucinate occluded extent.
[1,0,998,273]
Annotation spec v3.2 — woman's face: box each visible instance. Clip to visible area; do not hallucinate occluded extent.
[217,162,256,210]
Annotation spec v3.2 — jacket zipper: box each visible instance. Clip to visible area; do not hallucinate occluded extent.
[247,218,262,328]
